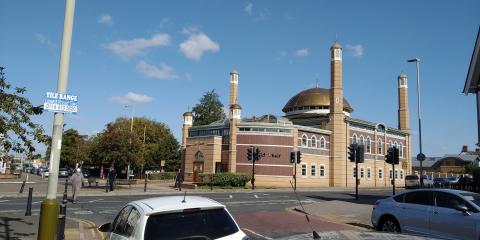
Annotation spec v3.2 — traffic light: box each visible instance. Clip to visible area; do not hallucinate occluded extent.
[247,146,254,161]
[393,146,399,164]
[385,147,393,164]
[290,151,296,164]
[356,145,365,163]
[254,148,261,161]
[348,144,356,162]
[296,151,302,164]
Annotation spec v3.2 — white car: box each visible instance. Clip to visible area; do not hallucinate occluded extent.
[371,189,480,240]
[99,196,249,240]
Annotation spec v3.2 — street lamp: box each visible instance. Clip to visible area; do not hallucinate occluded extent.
[407,58,425,185]
[124,105,135,180]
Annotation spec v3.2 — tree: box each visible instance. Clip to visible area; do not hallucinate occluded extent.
[0,66,48,155]
[192,89,226,126]
[46,129,90,167]
[89,117,180,173]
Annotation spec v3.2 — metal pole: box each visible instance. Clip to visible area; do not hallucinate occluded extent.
[38,0,75,239]
[477,91,480,147]
[294,152,297,191]
[57,180,68,240]
[392,159,396,195]
[415,60,424,186]
[251,150,256,190]
[25,187,33,216]
[144,173,147,192]
[355,147,358,200]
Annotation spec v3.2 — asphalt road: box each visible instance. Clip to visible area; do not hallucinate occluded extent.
[0,189,397,239]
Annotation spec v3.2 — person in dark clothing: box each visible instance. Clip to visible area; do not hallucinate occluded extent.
[175,169,184,191]
[107,166,116,192]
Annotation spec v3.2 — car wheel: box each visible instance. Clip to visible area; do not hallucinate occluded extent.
[380,217,401,233]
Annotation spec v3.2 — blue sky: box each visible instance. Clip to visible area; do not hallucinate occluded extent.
[1,0,479,157]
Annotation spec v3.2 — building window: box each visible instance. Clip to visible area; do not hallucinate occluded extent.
[320,165,325,177]
[400,170,404,179]
[399,143,404,158]
[195,151,204,161]
[378,169,383,179]
[301,164,307,176]
[352,134,357,144]
[301,134,308,147]
[377,138,383,155]
[311,136,317,148]
[394,141,398,148]
[389,141,393,148]
[359,135,365,145]
[360,167,364,179]
[353,167,357,179]
[367,168,371,179]
[395,170,398,179]
[320,137,326,149]
[311,164,316,177]
[389,169,393,180]
[366,137,371,153]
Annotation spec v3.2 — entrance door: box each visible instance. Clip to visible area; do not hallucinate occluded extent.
[193,162,204,182]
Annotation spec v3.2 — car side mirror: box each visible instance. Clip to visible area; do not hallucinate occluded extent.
[98,222,111,232]
[454,205,471,216]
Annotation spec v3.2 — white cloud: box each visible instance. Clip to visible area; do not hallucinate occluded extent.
[109,92,154,105]
[295,48,309,57]
[346,44,364,57]
[136,60,178,80]
[179,32,220,61]
[98,14,113,25]
[244,2,253,15]
[104,33,170,59]
[34,33,54,47]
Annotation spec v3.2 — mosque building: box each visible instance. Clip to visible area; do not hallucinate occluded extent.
[181,42,411,188]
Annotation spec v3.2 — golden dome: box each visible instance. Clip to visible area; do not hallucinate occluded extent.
[282,88,353,113]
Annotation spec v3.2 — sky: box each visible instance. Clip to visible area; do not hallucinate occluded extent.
[1,0,479,158]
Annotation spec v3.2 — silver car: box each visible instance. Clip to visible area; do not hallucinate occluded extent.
[371,189,480,240]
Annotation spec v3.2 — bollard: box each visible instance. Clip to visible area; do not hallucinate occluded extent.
[57,179,68,240]
[25,187,33,216]
[106,178,109,192]
[19,180,26,194]
[144,174,148,192]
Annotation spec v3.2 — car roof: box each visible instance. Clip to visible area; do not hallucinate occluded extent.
[403,189,474,195]
[131,196,225,216]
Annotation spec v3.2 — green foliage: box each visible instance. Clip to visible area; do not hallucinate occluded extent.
[148,172,176,180]
[192,89,226,126]
[200,173,252,187]
[46,129,91,167]
[0,66,49,155]
[89,117,180,171]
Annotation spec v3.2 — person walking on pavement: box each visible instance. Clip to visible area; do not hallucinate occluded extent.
[70,168,84,203]
[175,169,184,191]
[107,166,117,192]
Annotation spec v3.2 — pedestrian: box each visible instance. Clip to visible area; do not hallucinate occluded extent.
[107,166,116,192]
[100,166,104,179]
[175,169,184,191]
[70,168,84,203]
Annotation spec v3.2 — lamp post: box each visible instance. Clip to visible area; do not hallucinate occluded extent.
[407,58,424,186]
[124,105,135,180]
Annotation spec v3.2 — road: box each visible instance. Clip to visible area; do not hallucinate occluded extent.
[0,189,397,239]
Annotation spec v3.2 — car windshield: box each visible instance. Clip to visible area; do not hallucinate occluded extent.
[460,193,480,207]
[405,175,418,180]
[144,208,239,240]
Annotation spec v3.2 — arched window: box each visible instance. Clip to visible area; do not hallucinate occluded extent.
[311,136,317,148]
[377,138,383,155]
[320,137,326,149]
[399,143,404,158]
[352,134,357,144]
[195,151,204,161]
[389,140,393,148]
[301,134,308,147]
[394,141,398,148]
[359,135,365,145]
[366,137,371,153]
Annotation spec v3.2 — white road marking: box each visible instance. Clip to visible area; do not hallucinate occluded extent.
[254,194,259,199]
[242,228,273,240]
[99,209,119,214]
[88,198,104,203]
[0,200,9,203]
[74,210,93,215]
[225,199,316,205]
[0,181,36,184]
[229,195,233,199]
[32,201,42,204]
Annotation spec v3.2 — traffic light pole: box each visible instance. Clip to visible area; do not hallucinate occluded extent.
[392,160,396,195]
[38,1,75,239]
[294,158,297,191]
[251,157,255,190]
[355,148,358,201]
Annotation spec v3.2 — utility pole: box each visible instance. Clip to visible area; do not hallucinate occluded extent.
[38,0,75,239]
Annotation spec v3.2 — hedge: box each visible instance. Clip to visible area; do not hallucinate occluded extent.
[199,173,252,187]
[148,172,176,180]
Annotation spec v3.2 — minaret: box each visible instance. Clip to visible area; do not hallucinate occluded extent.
[329,42,347,187]
[181,111,193,173]
[398,73,412,174]
[228,70,240,173]
[398,73,410,130]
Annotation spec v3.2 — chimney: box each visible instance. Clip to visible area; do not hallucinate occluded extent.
[461,145,468,153]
